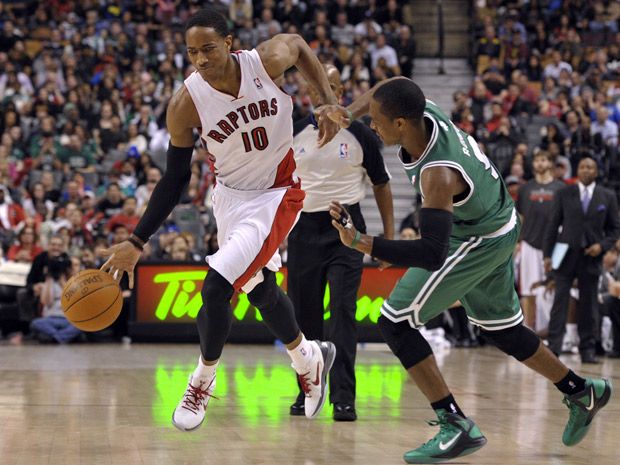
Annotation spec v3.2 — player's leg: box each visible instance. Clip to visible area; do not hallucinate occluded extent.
[463,250,612,447]
[519,240,544,329]
[172,269,233,431]
[325,243,364,421]
[547,273,574,356]
[380,237,492,463]
[286,223,329,415]
[247,269,335,419]
[574,266,598,362]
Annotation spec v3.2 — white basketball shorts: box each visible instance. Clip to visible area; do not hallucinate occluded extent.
[207,182,304,293]
[519,240,545,297]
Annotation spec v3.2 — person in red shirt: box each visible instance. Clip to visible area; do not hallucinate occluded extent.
[105,197,140,235]
[7,226,44,263]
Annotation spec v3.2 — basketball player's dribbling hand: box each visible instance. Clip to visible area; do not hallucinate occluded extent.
[99,241,141,289]
[315,105,345,146]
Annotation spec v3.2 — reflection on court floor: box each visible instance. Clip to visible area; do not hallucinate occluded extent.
[152,360,405,426]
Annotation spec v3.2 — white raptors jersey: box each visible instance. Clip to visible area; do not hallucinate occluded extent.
[184,49,296,191]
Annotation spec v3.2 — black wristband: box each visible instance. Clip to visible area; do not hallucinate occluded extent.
[127,235,144,251]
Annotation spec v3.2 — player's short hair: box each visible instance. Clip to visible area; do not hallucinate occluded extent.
[532,149,553,163]
[185,7,229,37]
[373,78,426,122]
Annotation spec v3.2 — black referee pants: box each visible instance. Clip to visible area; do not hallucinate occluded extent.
[287,204,365,405]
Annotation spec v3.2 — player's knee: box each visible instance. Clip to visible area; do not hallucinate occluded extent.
[377,315,433,369]
[247,271,279,310]
[201,271,234,313]
[481,324,541,361]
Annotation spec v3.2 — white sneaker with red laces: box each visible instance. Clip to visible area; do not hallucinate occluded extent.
[172,374,216,431]
[297,340,336,419]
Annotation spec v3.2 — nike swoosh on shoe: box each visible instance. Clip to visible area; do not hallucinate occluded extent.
[439,432,462,451]
[586,386,595,411]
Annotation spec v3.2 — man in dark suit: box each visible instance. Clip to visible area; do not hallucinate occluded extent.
[543,157,620,363]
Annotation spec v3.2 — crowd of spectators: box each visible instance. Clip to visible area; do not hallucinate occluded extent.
[0,0,415,342]
[453,0,620,191]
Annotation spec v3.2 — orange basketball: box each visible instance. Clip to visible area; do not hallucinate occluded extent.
[61,269,123,332]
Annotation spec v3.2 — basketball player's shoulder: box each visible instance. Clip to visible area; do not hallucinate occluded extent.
[168,85,195,116]
[166,85,200,131]
[255,34,301,78]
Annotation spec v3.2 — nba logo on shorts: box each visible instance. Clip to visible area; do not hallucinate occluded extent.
[254,77,263,89]
[339,143,349,159]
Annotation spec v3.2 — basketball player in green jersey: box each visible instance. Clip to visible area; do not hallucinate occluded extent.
[319,78,612,464]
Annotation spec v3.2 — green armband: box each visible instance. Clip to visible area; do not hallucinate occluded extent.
[350,230,362,248]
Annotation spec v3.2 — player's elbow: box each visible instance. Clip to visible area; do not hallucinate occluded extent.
[274,33,304,48]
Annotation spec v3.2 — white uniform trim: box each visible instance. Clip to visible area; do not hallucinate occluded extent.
[398,111,438,169]
[380,236,483,328]
[467,312,524,331]
[418,160,475,207]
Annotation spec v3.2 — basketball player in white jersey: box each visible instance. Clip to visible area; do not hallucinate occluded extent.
[100,7,340,431]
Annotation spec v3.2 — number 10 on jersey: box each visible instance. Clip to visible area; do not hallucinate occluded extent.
[242,127,269,152]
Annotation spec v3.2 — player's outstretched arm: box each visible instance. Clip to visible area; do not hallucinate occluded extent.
[256,34,339,146]
[322,76,412,129]
[330,166,463,271]
[100,88,198,288]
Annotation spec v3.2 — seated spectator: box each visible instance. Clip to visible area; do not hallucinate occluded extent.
[166,235,192,261]
[56,133,97,175]
[126,123,148,155]
[6,226,43,263]
[0,183,25,249]
[97,182,124,220]
[29,253,82,344]
[23,182,55,222]
[543,50,573,81]
[369,34,400,75]
[106,196,140,235]
[481,57,506,95]
[590,0,620,34]
[476,24,502,72]
[488,116,520,177]
[591,106,619,147]
[341,51,371,84]
[331,12,355,47]
[39,170,61,203]
[503,28,529,78]
[354,11,382,38]
[485,101,504,134]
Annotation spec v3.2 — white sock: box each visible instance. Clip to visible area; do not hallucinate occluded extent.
[193,356,218,381]
[287,335,314,371]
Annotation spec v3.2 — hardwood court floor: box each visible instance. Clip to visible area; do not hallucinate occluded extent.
[0,343,617,465]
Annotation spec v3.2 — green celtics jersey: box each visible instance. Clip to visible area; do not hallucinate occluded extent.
[401,100,514,238]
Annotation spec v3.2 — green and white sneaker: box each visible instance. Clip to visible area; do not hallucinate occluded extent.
[562,378,612,446]
[403,410,487,464]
